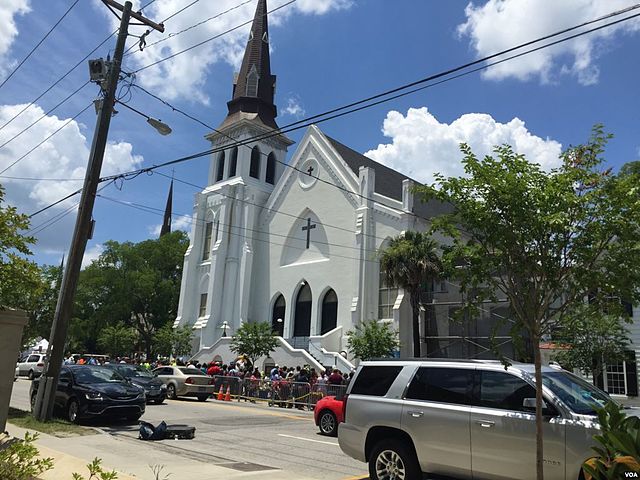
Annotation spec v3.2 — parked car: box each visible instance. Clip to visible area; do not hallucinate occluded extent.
[314,395,344,436]
[103,364,166,404]
[152,366,216,401]
[16,353,47,379]
[30,365,146,424]
[338,359,638,480]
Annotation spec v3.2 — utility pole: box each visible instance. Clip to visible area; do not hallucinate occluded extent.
[33,1,163,421]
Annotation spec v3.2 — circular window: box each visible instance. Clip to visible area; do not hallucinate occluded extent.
[299,159,318,189]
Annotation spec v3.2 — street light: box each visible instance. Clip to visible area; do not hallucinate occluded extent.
[220,321,229,337]
[115,100,172,136]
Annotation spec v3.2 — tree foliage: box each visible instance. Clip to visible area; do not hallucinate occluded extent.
[416,126,640,480]
[346,320,400,361]
[153,324,194,358]
[379,231,442,357]
[97,322,137,357]
[20,264,62,348]
[230,321,278,368]
[0,185,41,310]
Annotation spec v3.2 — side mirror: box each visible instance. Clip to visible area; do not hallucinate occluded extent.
[523,398,556,417]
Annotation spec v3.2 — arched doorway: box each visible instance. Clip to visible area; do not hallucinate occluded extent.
[271,294,285,336]
[321,289,338,334]
[293,283,312,337]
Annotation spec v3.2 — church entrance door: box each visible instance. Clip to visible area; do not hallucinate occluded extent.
[321,289,338,334]
[293,283,312,337]
[272,294,285,337]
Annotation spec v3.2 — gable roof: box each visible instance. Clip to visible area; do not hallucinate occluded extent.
[324,135,454,219]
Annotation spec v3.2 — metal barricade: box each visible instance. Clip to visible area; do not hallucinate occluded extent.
[310,382,348,404]
[210,375,242,400]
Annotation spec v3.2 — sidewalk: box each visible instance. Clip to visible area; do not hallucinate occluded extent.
[6,422,318,480]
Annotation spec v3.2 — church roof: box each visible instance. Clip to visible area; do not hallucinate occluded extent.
[325,135,454,219]
[221,0,278,130]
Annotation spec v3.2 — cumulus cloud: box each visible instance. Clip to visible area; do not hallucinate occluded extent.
[103,0,351,102]
[0,1,31,80]
[458,0,640,85]
[148,213,192,236]
[82,244,104,269]
[282,95,305,118]
[0,104,143,252]
[364,107,562,184]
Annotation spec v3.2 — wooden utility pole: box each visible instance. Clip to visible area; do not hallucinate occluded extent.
[33,1,163,421]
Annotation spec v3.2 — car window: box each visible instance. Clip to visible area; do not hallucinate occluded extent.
[72,367,124,384]
[406,367,474,405]
[27,355,39,363]
[178,368,203,376]
[156,367,173,376]
[542,371,610,415]
[478,370,537,412]
[350,366,402,396]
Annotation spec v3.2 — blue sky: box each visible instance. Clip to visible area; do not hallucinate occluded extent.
[0,0,638,267]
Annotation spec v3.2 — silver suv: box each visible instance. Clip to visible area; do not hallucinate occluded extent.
[338,359,634,480]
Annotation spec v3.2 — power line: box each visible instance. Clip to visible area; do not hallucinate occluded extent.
[27,7,640,222]
[0,0,81,91]
[28,188,83,218]
[0,103,93,175]
[132,0,297,73]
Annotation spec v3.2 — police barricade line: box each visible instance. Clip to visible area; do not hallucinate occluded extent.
[210,375,243,401]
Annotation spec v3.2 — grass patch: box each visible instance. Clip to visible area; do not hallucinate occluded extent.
[7,407,96,437]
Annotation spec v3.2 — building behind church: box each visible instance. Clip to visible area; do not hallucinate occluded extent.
[172,0,639,399]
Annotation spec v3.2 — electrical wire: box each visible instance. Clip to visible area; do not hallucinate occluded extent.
[0,0,81,91]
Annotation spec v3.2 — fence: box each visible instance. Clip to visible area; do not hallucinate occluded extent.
[209,376,348,410]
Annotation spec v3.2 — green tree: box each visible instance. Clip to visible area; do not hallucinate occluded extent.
[417,126,640,480]
[21,264,63,348]
[230,321,278,368]
[152,324,194,358]
[346,320,400,361]
[0,185,41,310]
[173,325,194,356]
[72,231,189,357]
[379,231,442,357]
[552,305,631,385]
[97,322,136,357]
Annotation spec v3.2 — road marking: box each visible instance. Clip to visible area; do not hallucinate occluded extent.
[277,433,339,446]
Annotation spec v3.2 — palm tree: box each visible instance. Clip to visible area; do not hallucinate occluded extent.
[379,231,442,357]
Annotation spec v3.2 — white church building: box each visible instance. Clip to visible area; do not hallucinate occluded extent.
[174,0,640,399]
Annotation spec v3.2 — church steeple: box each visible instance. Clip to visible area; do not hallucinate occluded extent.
[160,179,173,237]
[221,0,278,130]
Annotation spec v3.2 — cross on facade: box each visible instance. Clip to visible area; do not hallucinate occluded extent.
[301,217,316,249]
[306,165,314,176]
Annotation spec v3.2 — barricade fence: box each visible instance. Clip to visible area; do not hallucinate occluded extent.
[208,376,348,409]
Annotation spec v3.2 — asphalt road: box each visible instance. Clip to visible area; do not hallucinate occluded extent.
[10,378,368,480]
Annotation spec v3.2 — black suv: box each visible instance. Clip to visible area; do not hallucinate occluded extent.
[30,365,146,423]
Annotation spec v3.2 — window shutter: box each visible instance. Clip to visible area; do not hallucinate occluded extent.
[625,351,638,397]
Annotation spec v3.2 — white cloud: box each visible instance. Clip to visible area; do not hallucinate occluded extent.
[104,0,351,102]
[457,0,640,85]
[0,1,31,80]
[364,107,562,183]
[82,243,104,269]
[0,104,143,252]
[282,95,305,118]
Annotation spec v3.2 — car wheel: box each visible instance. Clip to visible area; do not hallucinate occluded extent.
[369,438,421,480]
[318,410,338,436]
[67,400,80,424]
[166,384,177,400]
[28,370,34,380]
[197,394,209,402]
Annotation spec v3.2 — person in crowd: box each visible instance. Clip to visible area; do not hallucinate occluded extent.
[328,369,343,385]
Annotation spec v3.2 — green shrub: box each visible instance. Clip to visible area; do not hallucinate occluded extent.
[0,432,53,480]
[72,457,118,480]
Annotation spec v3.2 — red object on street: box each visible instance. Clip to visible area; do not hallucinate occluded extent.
[217,385,224,401]
[224,385,231,402]
[314,395,344,437]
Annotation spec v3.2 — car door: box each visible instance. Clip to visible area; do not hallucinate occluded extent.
[469,370,566,480]
[401,366,473,479]
[23,354,39,375]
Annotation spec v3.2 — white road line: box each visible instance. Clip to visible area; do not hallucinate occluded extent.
[277,433,339,446]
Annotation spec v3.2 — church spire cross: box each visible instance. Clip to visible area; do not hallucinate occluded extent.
[306,165,314,176]
[301,217,316,249]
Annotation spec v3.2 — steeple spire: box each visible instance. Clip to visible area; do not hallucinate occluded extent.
[221,0,278,129]
[160,178,173,237]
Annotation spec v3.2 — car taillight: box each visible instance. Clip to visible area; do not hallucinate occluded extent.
[342,394,348,420]
[37,363,44,367]
[185,377,193,384]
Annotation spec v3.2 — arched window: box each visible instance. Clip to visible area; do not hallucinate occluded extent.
[249,146,261,179]
[293,282,312,337]
[246,65,259,97]
[266,152,276,185]
[378,265,398,319]
[215,150,225,182]
[321,289,338,334]
[271,294,285,336]
[228,146,238,177]
[202,221,213,260]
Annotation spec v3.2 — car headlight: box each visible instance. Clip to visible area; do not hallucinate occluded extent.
[85,391,104,401]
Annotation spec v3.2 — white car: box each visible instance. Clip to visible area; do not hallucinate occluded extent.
[16,353,47,379]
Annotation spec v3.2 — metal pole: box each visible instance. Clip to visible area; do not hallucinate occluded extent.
[33,2,133,421]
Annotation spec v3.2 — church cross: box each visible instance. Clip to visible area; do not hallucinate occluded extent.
[306,165,314,176]
[301,217,316,249]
